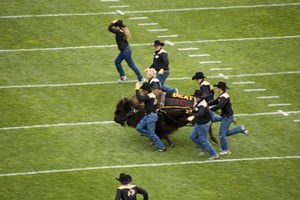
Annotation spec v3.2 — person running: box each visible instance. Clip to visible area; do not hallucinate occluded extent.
[192,72,214,103]
[115,173,148,200]
[208,81,249,155]
[108,19,144,82]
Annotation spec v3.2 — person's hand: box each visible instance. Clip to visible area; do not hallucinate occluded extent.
[135,82,141,90]
[112,19,118,24]
[187,116,195,122]
[158,69,164,75]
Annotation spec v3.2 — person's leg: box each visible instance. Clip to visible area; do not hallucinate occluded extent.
[146,113,165,150]
[156,70,169,86]
[218,118,232,151]
[190,125,205,149]
[114,52,125,77]
[198,123,218,157]
[136,116,149,137]
[123,47,143,81]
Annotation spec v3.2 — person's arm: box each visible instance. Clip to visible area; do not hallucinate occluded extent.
[200,85,210,100]
[114,189,122,200]
[135,90,150,101]
[210,96,227,111]
[160,52,169,69]
[136,187,149,200]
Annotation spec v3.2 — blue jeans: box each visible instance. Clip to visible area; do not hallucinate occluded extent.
[136,113,165,150]
[216,115,244,151]
[190,122,218,157]
[162,85,177,94]
[156,70,169,86]
[115,46,143,81]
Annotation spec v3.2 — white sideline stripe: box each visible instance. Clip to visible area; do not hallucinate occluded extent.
[189,54,211,57]
[232,81,255,84]
[157,35,178,38]
[1,3,299,19]
[210,68,232,71]
[244,89,267,92]
[1,35,299,52]
[294,119,300,122]
[0,71,299,89]
[257,96,279,99]
[1,110,300,131]
[109,5,129,8]
[101,0,119,2]
[268,103,291,107]
[128,17,148,20]
[138,23,158,26]
[0,156,298,177]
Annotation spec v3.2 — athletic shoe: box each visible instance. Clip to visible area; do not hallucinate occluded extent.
[157,147,166,152]
[118,76,127,82]
[174,88,179,94]
[208,154,219,160]
[241,125,249,136]
[219,150,231,155]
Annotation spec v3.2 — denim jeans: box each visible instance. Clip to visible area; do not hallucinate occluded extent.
[190,122,218,157]
[216,115,244,151]
[115,46,143,81]
[136,113,165,150]
[162,85,177,94]
[156,70,169,86]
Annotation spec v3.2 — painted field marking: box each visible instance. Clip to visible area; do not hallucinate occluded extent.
[210,68,232,71]
[165,40,175,46]
[1,110,300,131]
[218,73,228,79]
[200,61,221,64]
[157,35,178,38]
[177,48,199,51]
[0,71,299,89]
[232,81,255,85]
[116,10,125,15]
[147,29,168,32]
[101,0,119,2]
[0,156,298,177]
[1,35,299,52]
[189,54,211,57]
[1,3,300,19]
[268,103,291,107]
[277,110,289,116]
[138,23,158,26]
[257,96,279,99]
[244,89,267,92]
[128,17,148,20]
[109,5,129,8]
[294,119,300,122]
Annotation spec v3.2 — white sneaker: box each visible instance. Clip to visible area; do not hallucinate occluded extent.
[241,125,249,136]
[118,76,127,82]
[174,88,179,94]
[219,150,231,155]
[208,154,219,160]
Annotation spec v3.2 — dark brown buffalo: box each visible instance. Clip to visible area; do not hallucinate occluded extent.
[114,91,218,147]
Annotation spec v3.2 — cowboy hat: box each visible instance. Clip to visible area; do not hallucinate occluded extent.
[192,72,206,80]
[153,40,165,46]
[140,82,152,91]
[214,81,229,90]
[114,20,126,27]
[191,90,205,99]
[116,173,132,184]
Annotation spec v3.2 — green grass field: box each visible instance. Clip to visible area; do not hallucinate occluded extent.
[1,0,300,199]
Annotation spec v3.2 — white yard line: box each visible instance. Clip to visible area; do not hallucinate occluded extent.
[244,89,267,92]
[256,96,279,99]
[268,103,291,107]
[200,61,222,64]
[232,81,255,84]
[0,71,299,89]
[1,35,299,52]
[0,156,298,177]
[1,3,299,19]
[1,110,300,131]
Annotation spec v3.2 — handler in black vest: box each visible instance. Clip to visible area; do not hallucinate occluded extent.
[192,72,214,103]
[188,90,219,160]
[135,82,166,152]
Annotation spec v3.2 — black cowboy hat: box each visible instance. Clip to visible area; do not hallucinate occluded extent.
[192,72,206,80]
[214,81,229,90]
[114,20,126,27]
[191,90,205,99]
[140,82,152,92]
[116,173,132,184]
[153,40,165,46]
